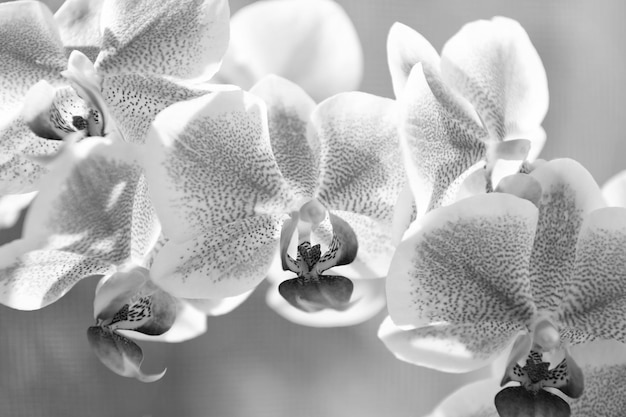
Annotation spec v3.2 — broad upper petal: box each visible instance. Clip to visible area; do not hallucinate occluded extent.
[250,75,318,201]
[216,0,362,101]
[150,214,286,299]
[400,63,487,216]
[386,22,440,99]
[142,90,294,243]
[527,159,605,312]
[440,17,548,142]
[54,0,104,61]
[267,277,385,327]
[558,207,626,344]
[312,92,405,222]
[379,316,522,373]
[95,0,229,79]
[387,193,538,327]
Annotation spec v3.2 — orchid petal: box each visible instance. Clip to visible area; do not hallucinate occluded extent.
[250,75,318,200]
[95,0,229,79]
[400,63,487,216]
[558,207,626,343]
[0,238,113,310]
[23,137,160,266]
[87,326,165,382]
[379,316,523,373]
[151,214,286,299]
[423,377,501,417]
[441,17,548,143]
[312,92,405,221]
[94,266,151,320]
[142,90,293,243]
[0,192,36,229]
[184,289,253,316]
[267,277,385,327]
[54,0,104,61]
[102,74,225,144]
[386,22,440,99]
[217,0,362,101]
[387,193,538,327]
[602,170,626,208]
[527,159,605,312]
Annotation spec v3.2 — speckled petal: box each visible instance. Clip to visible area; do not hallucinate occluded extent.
[142,90,293,243]
[102,74,227,144]
[267,277,385,327]
[312,92,405,222]
[400,63,487,216]
[0,239,113,310]
[602,170,626,207]
[54,0,104,61]
[558,207,626,343]
[527,159,605,312]
[151,214,286,299]
[387,193,538,327]
[0,192,36,229]
[386,22,440,99]
[95,0,229,79]
[250,75,318,201]
[216,0,362,101]
[22,137,160,267]
[379,316,523,373]
[440,17,548,143]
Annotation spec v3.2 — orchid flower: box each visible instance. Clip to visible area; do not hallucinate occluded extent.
[388,17,548,220]
[212,0,363,102]
[380,158,626,410]
[140,76,405,327]
[0,0,230,310]
[0,0,229,196]
[424,340,626,417]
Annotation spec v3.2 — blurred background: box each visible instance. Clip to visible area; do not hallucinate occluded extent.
[1,0,625,416]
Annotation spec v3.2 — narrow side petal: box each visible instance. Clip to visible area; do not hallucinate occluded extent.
[54,0,104,61]
[96,0,229,79]
[142,90,293,242]
[218,0,362,101]
[386,22,440,99]
[602,170,626,208]
[379,317,522,373]
[312,92,405,222]
[151,214,285,299]
[441,17,548,141]
[559,207,626,343]
[0,192,36,229]
[528,159,605,312]
[267,277,385,327]
[250,75,318,200]
[387,193,538,327]
[400,63,486,216]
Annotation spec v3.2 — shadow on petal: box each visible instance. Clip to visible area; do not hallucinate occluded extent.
[495,387,570,417]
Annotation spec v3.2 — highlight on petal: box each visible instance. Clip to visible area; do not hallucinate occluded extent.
[386,22,440,99]
[250,75,318,200]
[267,276,385,327]
[216,0,362,101]
[400,63,487,216]
[150,214,286,299]
[440,17,548,142]
[527,158,606,312]
[87,326,165,382]
[387,193,538,328]
[142,89,293,243]
[96,0,230,79]
[312,92,405,222]
[602,170,626,208]
[54,0,104,61]
[378,317,523,373]
[0,192,36,229]
[558,207,626,343]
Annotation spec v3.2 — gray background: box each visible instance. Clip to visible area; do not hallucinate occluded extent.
[1,0,624,416]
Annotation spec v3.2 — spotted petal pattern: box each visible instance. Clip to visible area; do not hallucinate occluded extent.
[142,90,293,243]
[386,193,538,327]
[95,0,229,79]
